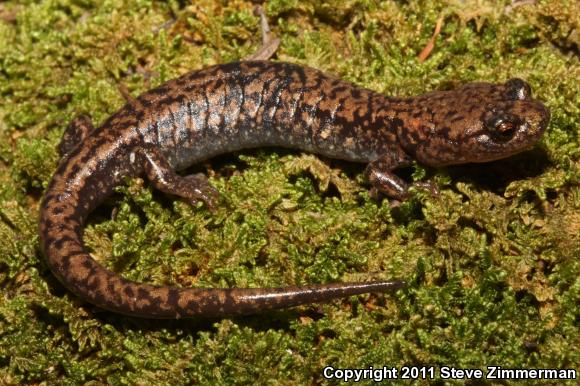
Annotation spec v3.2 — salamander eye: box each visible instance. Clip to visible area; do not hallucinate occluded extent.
[484,113,518,141]
[505,78,531,100]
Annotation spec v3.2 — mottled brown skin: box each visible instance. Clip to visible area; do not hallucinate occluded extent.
[39,61,550,318]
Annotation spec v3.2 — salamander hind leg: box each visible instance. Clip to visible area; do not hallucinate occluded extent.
[138,146,219,210]
[58,114,95,156]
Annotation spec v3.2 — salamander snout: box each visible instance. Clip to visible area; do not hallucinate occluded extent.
[519,100,550,141]
[537,102,551,133]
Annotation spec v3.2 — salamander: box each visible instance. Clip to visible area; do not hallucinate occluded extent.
[39,60,550,318]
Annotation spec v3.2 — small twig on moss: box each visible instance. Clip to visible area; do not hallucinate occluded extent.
[418,16,444,63]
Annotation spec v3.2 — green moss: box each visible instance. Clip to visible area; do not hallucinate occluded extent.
[0,0,578,383]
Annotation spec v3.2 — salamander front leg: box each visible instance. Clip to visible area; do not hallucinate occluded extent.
[365,154,413,201]
[58,114,95,156]
[366,154,438,201]
[138,146,219,210]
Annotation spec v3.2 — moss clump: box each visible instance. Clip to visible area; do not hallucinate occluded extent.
[0,0,578,383]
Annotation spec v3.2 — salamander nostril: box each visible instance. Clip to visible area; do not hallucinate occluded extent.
[505,78,532,100]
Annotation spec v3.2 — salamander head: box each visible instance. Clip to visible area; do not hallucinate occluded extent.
[398,78,550,166]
